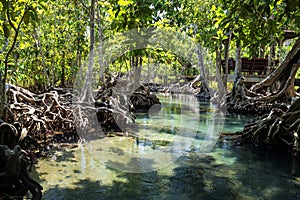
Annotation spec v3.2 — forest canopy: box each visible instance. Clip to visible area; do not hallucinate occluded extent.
[0,0,299,91]
[1,1,300,198]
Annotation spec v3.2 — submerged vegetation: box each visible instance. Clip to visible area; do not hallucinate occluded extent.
[0,0,300,199]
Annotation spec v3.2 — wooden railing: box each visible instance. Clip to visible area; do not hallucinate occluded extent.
[221,58,279,76]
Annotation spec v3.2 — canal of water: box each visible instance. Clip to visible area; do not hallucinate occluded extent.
[31,95,300,200]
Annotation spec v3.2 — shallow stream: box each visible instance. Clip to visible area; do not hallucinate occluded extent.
[31,95,300,200]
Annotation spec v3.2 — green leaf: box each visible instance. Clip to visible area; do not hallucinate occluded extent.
[295,16,300,26]
[29,9,38,21]
[211,5,216,12]
[24,10,30,25]
[3,23,10,38]
[0,0,7,11]
[115,7,120,18]
[39,2,48,11]
[118,0,133,7]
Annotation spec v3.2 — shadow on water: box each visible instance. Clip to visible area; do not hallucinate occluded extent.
[34,143,300,200]
[39,154,219,200]
[33,95,300,200]
[212,141,300,199]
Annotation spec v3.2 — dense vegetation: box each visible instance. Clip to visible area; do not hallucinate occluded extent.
[0,0,299,150]
[0,0,299,92]
[0,0,300,198]
[0,0,299,139]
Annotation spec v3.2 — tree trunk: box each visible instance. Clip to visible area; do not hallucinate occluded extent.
[33,30,49,90]
[1,5,27,119]
[0,71,3,119]
[223,33,231,91]
[226,38,300,114]
[234,39,242,82]
[61,53,65,87]
[75,30,82,70]
[80,0,95,103]
[211,44,226,109]
[134,55,142,86]
[259,44,265,59]
[96,2,104,83]
[51,57,55,87]
[195,44,211,101]
[251,38,300,93]
[197,44,207,82]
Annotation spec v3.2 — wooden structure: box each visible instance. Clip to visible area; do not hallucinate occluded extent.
[219,30,300,85]
[221,57,300,87]
[221,57,279,83]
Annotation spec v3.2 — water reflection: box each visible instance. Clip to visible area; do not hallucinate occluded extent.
[31,95,300,199]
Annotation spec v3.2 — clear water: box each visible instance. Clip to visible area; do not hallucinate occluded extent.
[31,95,300,200]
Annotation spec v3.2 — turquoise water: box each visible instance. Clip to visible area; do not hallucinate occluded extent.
[31,95,300,200]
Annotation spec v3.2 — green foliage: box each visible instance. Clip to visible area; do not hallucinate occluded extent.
[218,0,300,48]
[0,0,90,89]
[0,0,299,91]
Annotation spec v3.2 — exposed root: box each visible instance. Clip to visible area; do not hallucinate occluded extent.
[240,98,300,155]
[226,38,300,114]
[6,84,76,148]
[1,73,160,153]
[167,75,212,101]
